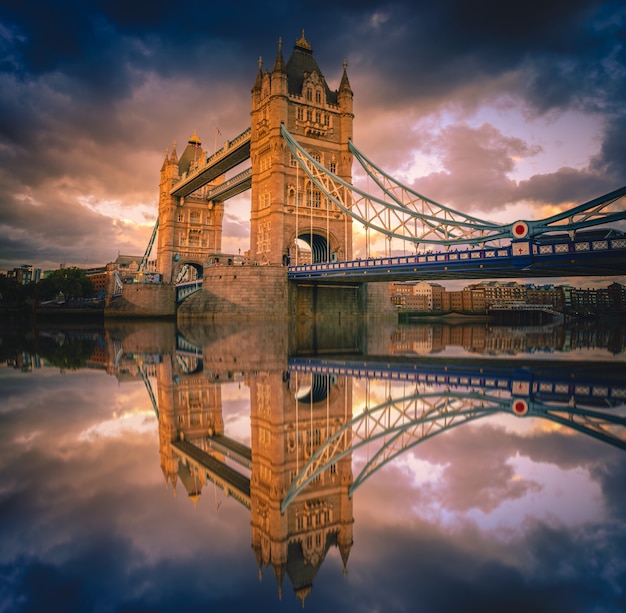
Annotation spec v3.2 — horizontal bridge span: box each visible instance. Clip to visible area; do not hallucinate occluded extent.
[205,434,252,470]
[288,237,626,282]
[288,356,626,404]
[205,167,251,202]
[172,439,251,509]
[170,128,251,199]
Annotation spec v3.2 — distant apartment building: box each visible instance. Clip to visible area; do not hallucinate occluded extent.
[390,280,626,314]
[390,281,486,312]
[526,284,565,310]
[6,265,41,285]
[84,266,109,297]
[467,281,527,307]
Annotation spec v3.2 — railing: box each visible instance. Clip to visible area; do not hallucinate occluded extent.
[288,236,626,278]
[204,127,251,167]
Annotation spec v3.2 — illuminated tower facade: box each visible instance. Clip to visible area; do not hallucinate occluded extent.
[249,369,354,604]
[249,31,354,265]
[156,131,225,283]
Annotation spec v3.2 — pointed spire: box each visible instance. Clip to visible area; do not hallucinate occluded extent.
[170,140,178,163]
[253,56,263,92]
[161,147,169,171]
[272,37,286,73]
[296,586,311,607]
[272,560,285,598]
[339,59,352,94]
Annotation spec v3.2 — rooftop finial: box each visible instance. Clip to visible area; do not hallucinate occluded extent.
[295,28,311,51]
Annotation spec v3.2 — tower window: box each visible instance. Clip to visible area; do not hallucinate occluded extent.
[306,88,312,101]
[315,90,321,104]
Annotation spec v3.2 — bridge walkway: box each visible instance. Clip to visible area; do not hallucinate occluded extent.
[206,434,252,470]
[172,438,251,509]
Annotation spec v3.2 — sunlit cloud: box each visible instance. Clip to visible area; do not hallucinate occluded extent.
[78,409,157,441]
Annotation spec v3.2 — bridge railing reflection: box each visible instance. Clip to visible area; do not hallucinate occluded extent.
[281,357,626,512]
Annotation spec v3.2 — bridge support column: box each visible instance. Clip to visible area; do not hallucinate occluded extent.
[177,266,289,319]
[105,283,176,318]
[290,282,396,319]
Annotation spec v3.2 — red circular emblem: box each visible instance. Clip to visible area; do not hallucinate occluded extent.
[512,222,528,238]
[512,399,529,416]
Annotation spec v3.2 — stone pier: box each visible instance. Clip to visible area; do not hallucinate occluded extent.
[105,283,176,318]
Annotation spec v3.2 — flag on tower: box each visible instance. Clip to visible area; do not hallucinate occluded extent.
[216,126,222,136]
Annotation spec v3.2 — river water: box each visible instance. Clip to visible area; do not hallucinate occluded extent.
[1,317,625,612]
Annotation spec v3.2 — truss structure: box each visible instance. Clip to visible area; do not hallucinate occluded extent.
[280,379,626,513]
[281,125,626,248]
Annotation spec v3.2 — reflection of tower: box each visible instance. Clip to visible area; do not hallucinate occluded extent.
[249,370,354,604]
[250,31,353,265]
[156,354,224,503]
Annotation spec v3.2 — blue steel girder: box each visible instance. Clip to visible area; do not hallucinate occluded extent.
[176,280,203,302]
[349,141,626,241]
[351,397,626,496]
[139,366,159,420]
[280,389,510,513]
[281,124,626,248]
[280,382,626,513]
[140,219,159,271]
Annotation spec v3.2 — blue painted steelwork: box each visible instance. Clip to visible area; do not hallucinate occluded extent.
[281,357,626,512]
[176,279,203,302]
[281,123,626,249]
[140,219,159,272]
[288,233,626,281]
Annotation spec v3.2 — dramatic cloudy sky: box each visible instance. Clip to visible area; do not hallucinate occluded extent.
[0,0,625,274]
[1,321,625,611]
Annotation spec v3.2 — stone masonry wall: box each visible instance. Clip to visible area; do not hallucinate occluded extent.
[105,283,176,318]
[177,265,289,320]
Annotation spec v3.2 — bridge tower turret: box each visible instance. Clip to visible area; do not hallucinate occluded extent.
[156,144,180,283]
[156,131,225,283]
[250,31,353,265]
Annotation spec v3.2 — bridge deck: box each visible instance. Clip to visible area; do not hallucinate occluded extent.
[170,129,251,199]
[288,238,626,282]
[172,439,251,507]
[206,434,252,469]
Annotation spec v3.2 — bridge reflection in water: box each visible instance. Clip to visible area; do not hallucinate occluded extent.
[107,320,626,605]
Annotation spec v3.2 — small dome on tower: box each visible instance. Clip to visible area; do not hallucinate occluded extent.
[188,129,201,147]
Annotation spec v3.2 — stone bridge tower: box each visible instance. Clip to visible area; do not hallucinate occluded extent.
[156,131,225,283]
[250,31,354,265]
[249,369,354,603]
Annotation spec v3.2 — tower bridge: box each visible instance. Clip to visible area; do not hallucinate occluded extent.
[111,328,625,602]
[106,31,626,318]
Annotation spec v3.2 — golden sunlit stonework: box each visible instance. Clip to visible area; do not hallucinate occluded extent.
[156,134,225,283]
[250,32,354,265]
[154,337,354,603]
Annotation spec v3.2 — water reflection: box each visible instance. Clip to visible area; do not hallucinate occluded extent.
[1,319,626,611]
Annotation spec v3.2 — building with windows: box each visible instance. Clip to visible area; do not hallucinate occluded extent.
[6,265,41,285]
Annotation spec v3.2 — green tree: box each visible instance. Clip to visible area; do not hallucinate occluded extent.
[0,276,22,307]
[38,267,95,302]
